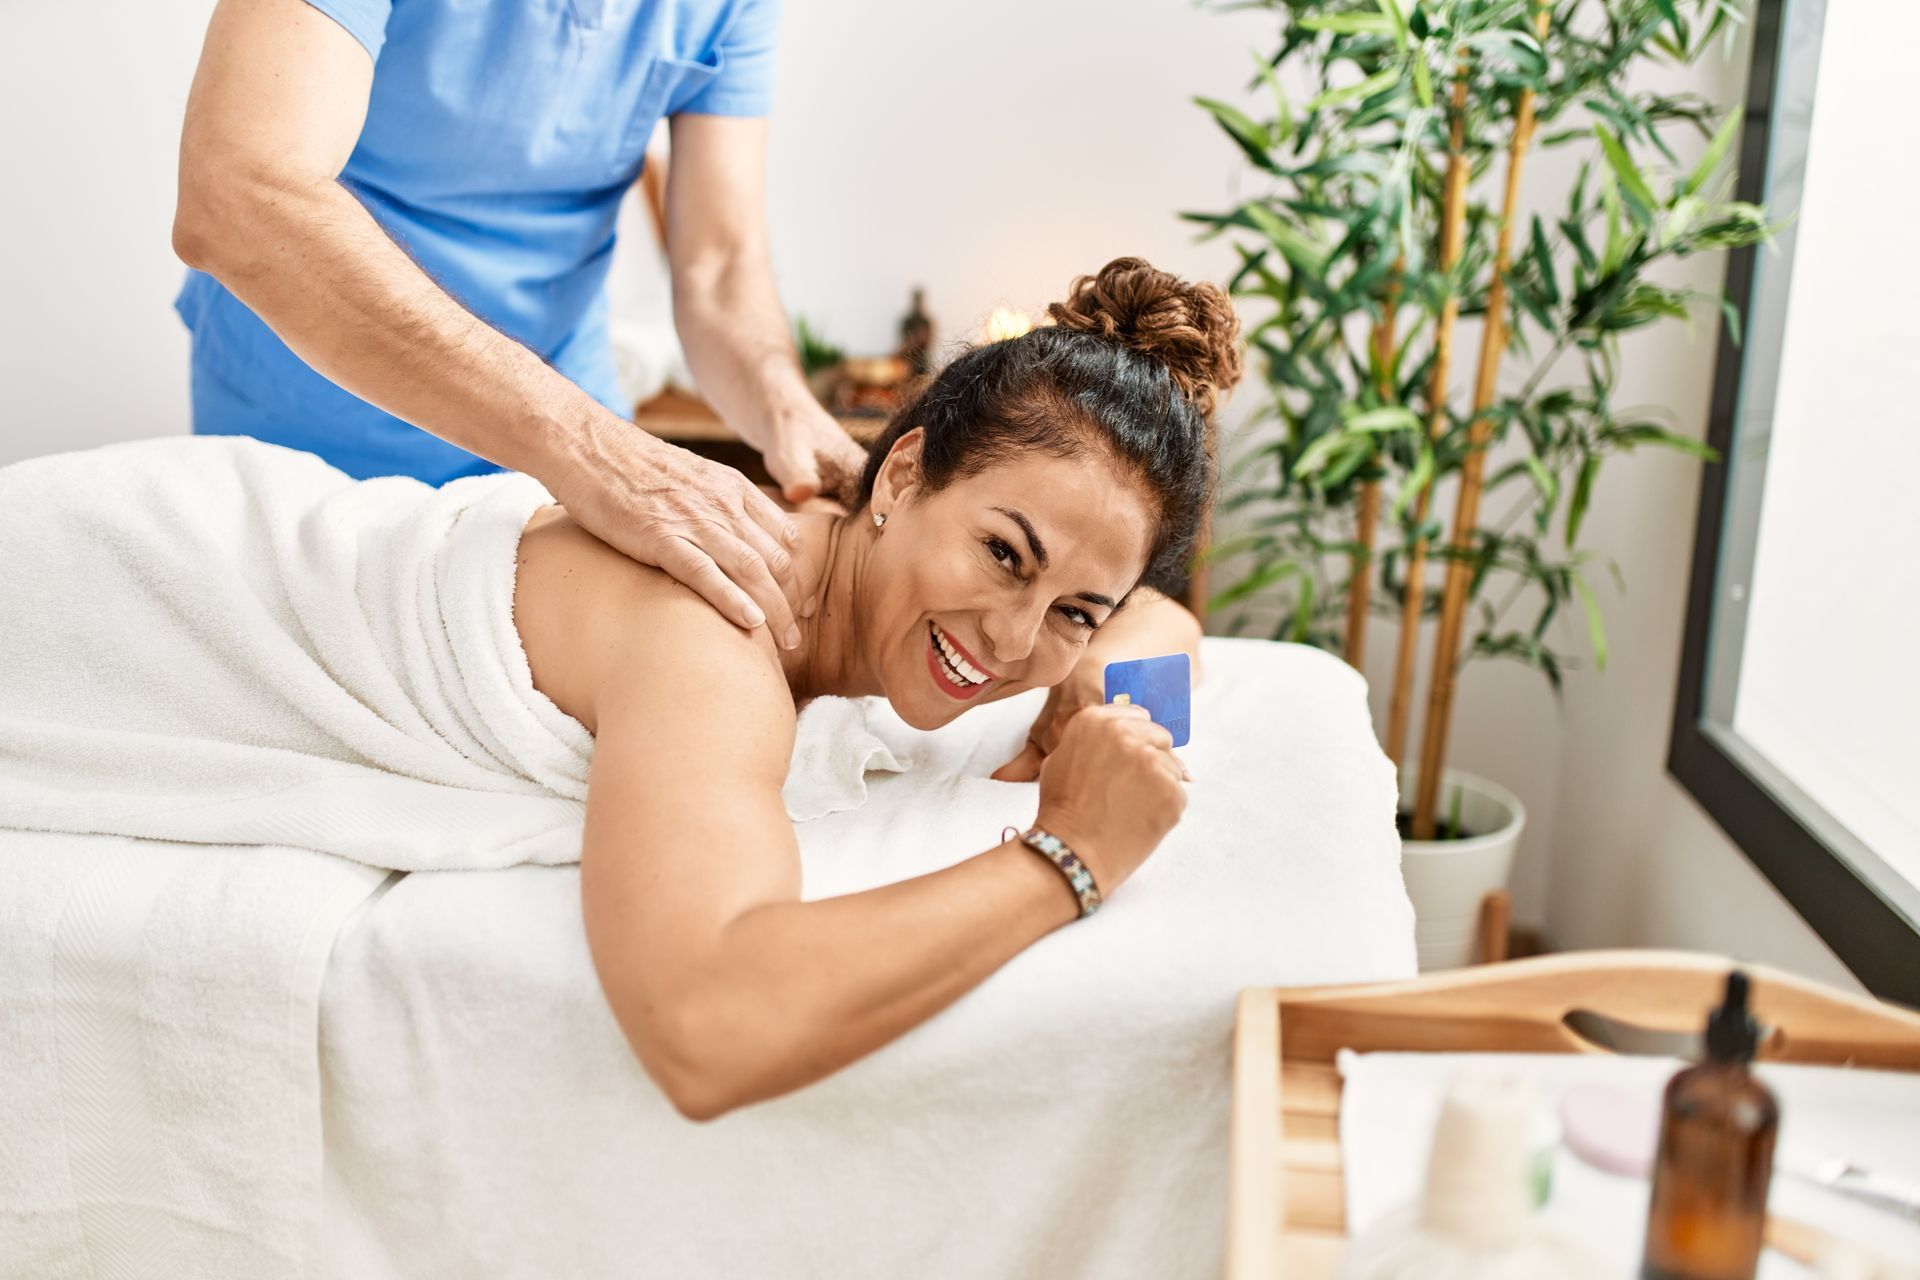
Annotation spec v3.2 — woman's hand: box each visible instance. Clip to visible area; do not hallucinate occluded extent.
[989,667,1105,782]
[1032,702,1190,897]
[991,586,1204,782]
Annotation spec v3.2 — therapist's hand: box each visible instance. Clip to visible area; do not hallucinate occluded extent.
[761,400,869,506]
[549,415,806,648]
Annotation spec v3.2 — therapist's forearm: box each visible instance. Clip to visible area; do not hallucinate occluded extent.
[173,169,613,483]
[668,839,1079,1118]
[671,253,816,454]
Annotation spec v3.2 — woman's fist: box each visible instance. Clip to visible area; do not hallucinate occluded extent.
[1033,702,1189,896]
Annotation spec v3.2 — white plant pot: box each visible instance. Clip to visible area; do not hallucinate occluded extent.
[1398,768,1526,972]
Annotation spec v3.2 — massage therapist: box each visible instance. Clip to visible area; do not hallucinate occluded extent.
[171,0,852,651]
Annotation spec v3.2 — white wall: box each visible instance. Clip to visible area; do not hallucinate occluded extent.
[0,0,1863,986]
[0,1,214,463]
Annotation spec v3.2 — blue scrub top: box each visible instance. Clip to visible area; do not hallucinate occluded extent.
[177,0,779,484]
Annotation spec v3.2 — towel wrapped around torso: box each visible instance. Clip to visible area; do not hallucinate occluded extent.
[0,437,899,869]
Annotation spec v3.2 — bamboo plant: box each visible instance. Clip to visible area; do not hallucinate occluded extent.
[1189,0,1769,837]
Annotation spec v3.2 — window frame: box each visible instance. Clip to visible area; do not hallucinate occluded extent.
[1669,0,1920,1006]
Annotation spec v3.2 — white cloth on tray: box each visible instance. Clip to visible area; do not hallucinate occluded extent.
[1337,1051,1920,1278]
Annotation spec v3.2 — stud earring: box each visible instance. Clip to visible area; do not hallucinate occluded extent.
[873,512,887,528]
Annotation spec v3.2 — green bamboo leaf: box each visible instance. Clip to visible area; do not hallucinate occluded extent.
[1309,65,1402,111]
[1508,272,1556,336]
[1719,295,1743,346]
[1288,573,1318,644]
[1410,53,1433,108]
[1298,12,1398,36]
[1194,96,1276,171]
[1290,430,1349,479]
[1252,53,1295,145]
[1572,575,1609,672]
[1524,455,1559,510]
[1595,126,1657,225]
[1392,441,1435,522]
[1344,405,1422,432]
[1206,559,1301,613]
[1243,202,1328,272]
[1463,29,1546,77]
[1323,441,1374,487]
[1566,455,1598,546]
[1377,0,1410,45]
[1613,425,1717,459]
[1651,0,1684,42]
[1683,112,1741,197]
[1528,216,1560,305]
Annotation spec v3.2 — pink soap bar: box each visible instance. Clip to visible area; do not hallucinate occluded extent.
[1559,1083,1662,1178]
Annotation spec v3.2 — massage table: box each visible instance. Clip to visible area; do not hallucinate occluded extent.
[2,636,1415,1279]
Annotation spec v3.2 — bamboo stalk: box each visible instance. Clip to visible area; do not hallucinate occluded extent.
[1343,278,1399,668]
[1384,67,1471,766]
[1411,3,1552,838]
[1344,479,1380,666]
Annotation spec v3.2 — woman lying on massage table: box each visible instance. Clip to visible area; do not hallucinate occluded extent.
[0,256,1239,1120]
[518,257,1239,1118]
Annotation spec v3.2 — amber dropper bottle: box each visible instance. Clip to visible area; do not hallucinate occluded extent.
[1640,970,1780,1280]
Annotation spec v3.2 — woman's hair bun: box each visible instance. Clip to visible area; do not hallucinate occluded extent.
[1045,256,1244,419]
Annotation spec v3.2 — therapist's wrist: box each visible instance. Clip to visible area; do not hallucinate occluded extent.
[532,398,657,504]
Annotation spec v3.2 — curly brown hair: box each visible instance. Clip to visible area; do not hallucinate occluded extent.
[855,257,1243,597]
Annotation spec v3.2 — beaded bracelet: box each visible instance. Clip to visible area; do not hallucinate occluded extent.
[1002,824,1102,918]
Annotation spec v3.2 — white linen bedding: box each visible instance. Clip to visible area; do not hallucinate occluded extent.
[314,639,1416,1279]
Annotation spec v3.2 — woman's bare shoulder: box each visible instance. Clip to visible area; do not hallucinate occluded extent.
[512,506,792,736]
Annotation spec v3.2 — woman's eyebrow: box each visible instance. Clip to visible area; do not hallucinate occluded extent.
[991,506,1117,609]
[991,506,1049,569]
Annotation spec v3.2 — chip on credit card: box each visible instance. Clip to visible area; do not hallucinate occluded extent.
[1102,653,1191,747]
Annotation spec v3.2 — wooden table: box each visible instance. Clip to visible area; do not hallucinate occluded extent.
[1225,951,1920,1279]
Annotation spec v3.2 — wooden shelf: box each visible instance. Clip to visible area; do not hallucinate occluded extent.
[631,388,886,445]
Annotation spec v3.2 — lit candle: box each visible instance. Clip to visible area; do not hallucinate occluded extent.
[983,308,1033,343]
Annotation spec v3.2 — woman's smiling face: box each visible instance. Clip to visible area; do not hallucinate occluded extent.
[862,429,1158,729]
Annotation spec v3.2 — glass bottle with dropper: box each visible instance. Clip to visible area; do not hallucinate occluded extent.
[1640,970,1779,1280]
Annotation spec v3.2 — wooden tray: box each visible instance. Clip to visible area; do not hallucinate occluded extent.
[1224,950,1920,1280]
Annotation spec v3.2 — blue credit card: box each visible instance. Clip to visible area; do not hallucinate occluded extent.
[1103,653,1191,747]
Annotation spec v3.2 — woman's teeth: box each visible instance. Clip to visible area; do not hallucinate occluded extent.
[931,622,989,686]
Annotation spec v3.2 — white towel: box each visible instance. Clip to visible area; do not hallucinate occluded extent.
[0,832,387,1279]
[0,437,924,1280]
[0,437,903,869]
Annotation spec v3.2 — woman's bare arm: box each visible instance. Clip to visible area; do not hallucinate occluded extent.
[515,515,1080,1120]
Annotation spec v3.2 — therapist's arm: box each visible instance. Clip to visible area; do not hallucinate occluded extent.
[171,0,807,646]
[664,114,867,504]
